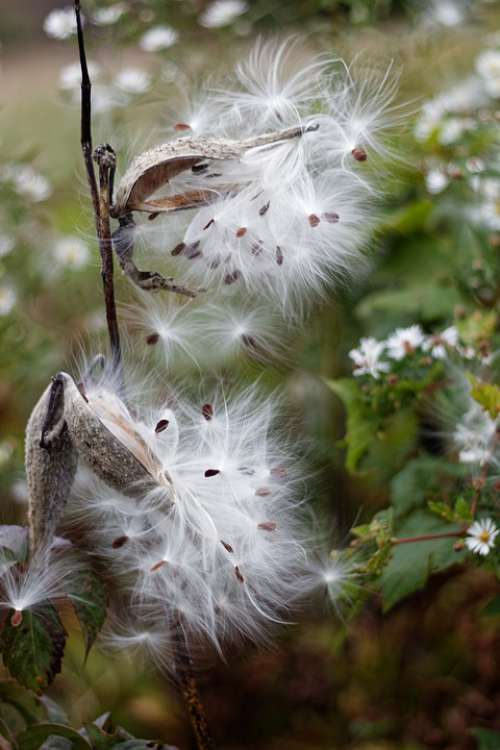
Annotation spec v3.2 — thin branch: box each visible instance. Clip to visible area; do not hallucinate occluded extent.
[74,1,122,369]
[392,529,465,546]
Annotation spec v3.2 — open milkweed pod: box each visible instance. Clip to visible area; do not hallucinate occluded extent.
[113,125,315,217]
[60,373,174,502]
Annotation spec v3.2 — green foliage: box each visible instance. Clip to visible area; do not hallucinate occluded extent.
[471,728,500,749]
[0,604,67,693]
[66,567,108,660]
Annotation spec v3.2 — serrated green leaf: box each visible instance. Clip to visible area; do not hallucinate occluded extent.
[17,723,91,750]
[380,511,466,611]
[454,496,472,522]
[428,500,455,522]
[470,727,500,749]
[0,604,67,693]
[391,456,466,519]
[67,567,108,659]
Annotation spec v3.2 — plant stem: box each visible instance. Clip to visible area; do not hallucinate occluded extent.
[74,0,121,369]
[392,529,465,545]
[174,649,216,750]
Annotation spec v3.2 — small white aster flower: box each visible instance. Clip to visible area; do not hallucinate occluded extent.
[53,236,90,269]
[423,326,459,359]
[59,61,100,91]
[43,7,78,40]
[200,0,248,29]
[93,3,126,25]
[466,518,499,556]
[139,25,178,52]
[114,68,151,95]
[0,234,14,258]
[4,165,52,202]
[349,337,389,378]
[425,168,449,194]
[386,325,425,360]
[0,440,14,467]
[476,48,500,99]
[424,0,465,28]
[0,283,17,316]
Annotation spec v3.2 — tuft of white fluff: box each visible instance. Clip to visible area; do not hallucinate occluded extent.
[67,366,314,665]
[134,39,400,316]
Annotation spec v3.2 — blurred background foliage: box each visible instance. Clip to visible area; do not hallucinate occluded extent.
[1,0,500,748]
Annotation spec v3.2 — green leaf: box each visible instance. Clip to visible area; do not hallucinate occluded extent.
[470,727,500,749]
[17,723,91,750]
[326,378,378,473]
[380,511,466,611]
[67,567,108,659]
[391,457,466,519]
[0,681,42,725]
[454,496,472,522]
[378,199,433,235]
[0,527,28,575]
[468,376,500,419]
[481,596,500,617]
[0,604,67,693]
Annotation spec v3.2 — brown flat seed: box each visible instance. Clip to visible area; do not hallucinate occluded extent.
[224,270,241,285]
[236,227,247,238]
[234,566,245,583]
[202,403,213,420]
[203,218,215,230]
[242,334,257,349]
[271,465,286,479]
[308,214,320,227]
[112,535,129,549]
[148,212,160,221]
[259,201,270,216]
[174,122,191,131]
[352,146,368,162]
[185,242,202,259]
[151,560,166,572]
[155,419,169,433]
[323,212,339,223]
[11,610,23,627]
[205,468,220,477]
[255,487,271,497]
[258,521,277,532]
[171,242,186,256]
[276,246,284,266]
[146,333,160,345]
[221,540,234,553]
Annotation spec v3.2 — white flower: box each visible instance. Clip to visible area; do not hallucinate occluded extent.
[438,117,474,145]
[115,68,151,94]
[453,402,497,466]
[476,49,500,99]
[0,234,14,258]
[53,236,90,269]
[200,0,248,29]
[386,325,425,360]
[43,7,78,40]
[139,25,178,52]
[423,325,459,359]
[0,440,14,467]
[466,518,499,556]
[3,165,52,202]
[349,337,389,378]
[93,3,126,25]
[424,0,465,28]
[0,284,17,316]
[59,62,100,91]
[425,168,449,194]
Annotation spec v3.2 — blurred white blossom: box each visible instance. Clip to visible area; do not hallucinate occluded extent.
[0,234,14,258]
[349,337,389,378]
[476,48,500,98]
[0,283,17,316]
[139,25,178,52]
[115,68,151,94]
[53,237,90,269]
[386,325,425,360]
[93,3,126,25]
[425,168,449,194]
[59,61,100,90]
[2,165,52,202]
[200,1,248,29]
[43,6,78,40]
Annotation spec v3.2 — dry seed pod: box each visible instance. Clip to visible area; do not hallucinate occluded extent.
[59,373,174,502]
[26,378,78,555]
[113,125,313,217]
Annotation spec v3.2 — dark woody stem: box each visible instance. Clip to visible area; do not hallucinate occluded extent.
[74,0,122,370]
[392,529,465,545]
[174,640,216,750]
[74,4,215,747]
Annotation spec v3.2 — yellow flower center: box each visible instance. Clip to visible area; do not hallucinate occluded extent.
[479,530,491,543]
